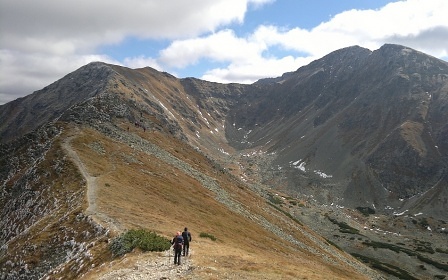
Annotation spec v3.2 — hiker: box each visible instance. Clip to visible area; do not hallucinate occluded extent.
[182,227,192,256]
[171,231,184,265]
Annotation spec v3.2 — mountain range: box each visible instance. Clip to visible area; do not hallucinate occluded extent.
[1,44,447,279]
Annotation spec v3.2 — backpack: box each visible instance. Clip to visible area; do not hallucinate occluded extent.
[174,235,183,250]
[182,231,191,243]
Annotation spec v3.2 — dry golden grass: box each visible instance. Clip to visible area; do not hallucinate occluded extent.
[66,125,370,279]
[399,121,426,156]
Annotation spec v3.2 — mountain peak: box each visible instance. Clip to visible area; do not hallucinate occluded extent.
[378,43,415,53]
[0,62,115,143]
[1,44,447,280]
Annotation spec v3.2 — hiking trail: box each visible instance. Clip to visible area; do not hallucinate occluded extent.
[62,132,123,233]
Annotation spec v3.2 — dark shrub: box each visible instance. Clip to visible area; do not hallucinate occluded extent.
[109,229,171,257]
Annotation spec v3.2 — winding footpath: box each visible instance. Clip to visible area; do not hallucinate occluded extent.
[62,133,122,233]
[62,132,194,279]
[60,129,381,279]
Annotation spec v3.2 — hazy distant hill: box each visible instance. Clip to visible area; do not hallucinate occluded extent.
[1,44,447,279]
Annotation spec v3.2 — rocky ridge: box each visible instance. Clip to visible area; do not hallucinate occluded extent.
[63,100,383,279]
[1,44,448,279]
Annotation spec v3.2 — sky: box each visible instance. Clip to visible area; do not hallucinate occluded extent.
[1,0,448,105]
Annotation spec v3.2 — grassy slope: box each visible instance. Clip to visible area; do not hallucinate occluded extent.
[70,124,370,279]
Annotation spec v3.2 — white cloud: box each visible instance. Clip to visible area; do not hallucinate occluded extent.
[0,0,447,104]
[123,56,162,70]
[178,0,448,83]
[0,0,259,47]
[201,55,312,84]
[0,0,268,103]
[159,29,265,68]
[310,0,448,56]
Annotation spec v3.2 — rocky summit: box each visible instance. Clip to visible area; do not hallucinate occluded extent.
[1,44,447,280]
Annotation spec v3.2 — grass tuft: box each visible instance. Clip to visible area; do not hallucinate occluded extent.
[199,232,217,241]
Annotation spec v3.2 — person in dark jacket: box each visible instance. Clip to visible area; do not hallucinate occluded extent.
[171,231,183,265]
[182,227,192,256]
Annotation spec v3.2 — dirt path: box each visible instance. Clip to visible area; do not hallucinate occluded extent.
[62,133,123,233]
[62,132,196,279]
[95,251,194,280]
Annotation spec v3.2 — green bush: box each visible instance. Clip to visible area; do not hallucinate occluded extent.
[268,194,283,205]
[356,206,375,216]
[350,253,418,280]
[362,240,411,255]
[417,255,448,272]
[327,216,359,234]
[199,232,217,241]
[268,202,303,225]
[419,217,429,228]
[109,229,171,257]
[436,248,448,254]
[324,238,343,251]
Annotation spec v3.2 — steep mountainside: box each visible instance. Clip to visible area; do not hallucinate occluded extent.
[0,63,114,143]
[227,44,448,219]
[1,44,447,279]
[1,62,381,279]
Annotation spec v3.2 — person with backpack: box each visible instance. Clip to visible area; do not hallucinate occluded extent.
[171,231,184,265]
[182,227,192,256]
